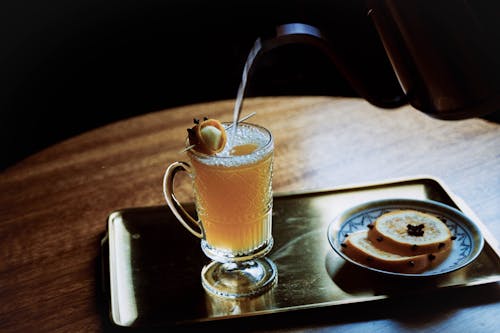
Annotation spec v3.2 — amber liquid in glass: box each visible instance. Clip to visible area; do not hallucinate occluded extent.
[189,126,273,255]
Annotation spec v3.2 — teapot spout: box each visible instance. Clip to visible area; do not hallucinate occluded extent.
[257,23,407,109]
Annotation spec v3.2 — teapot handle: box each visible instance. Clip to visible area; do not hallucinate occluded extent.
[257,23,407,109]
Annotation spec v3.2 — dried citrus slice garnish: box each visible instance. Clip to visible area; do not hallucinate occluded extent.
[187,118,227,155]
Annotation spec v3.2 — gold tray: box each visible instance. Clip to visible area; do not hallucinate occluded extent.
[101,176,500,328]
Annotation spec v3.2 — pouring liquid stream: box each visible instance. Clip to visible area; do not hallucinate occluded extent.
[230,38,263,148]
[179,35,260,156]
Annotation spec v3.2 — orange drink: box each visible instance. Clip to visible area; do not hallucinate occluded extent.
[188,123,274,256]
[164,121,277,298]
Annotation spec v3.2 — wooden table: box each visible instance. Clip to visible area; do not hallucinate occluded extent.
[1,96,499,332]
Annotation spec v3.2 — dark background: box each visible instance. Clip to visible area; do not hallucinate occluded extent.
[0,0,399,169]
[1,0,498,170]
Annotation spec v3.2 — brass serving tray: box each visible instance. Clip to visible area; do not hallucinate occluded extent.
[101,176,500,328]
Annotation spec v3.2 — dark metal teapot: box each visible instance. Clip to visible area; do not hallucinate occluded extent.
[256,0,500,120]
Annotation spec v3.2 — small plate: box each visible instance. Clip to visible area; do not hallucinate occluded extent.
[327,198,484,277]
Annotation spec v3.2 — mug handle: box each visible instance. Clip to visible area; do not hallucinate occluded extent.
[162,161,203,239]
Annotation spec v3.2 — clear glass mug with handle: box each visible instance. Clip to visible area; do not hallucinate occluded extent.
[163,122,277,298]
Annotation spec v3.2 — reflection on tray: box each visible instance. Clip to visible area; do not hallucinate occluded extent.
[205,289,277,318]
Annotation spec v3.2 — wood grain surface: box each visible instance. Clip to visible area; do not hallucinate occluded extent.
[1,96,499,332]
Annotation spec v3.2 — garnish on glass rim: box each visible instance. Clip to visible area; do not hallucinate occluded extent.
[179,112,256,154]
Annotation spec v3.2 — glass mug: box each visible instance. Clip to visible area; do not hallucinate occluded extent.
[163,122,277,298]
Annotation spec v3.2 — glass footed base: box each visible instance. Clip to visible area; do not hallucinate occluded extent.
[201,258,278,298]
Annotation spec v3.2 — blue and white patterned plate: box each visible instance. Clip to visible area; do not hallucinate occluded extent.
[327,198,484,277]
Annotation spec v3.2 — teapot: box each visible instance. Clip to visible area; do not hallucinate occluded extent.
[252,0,500,120]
